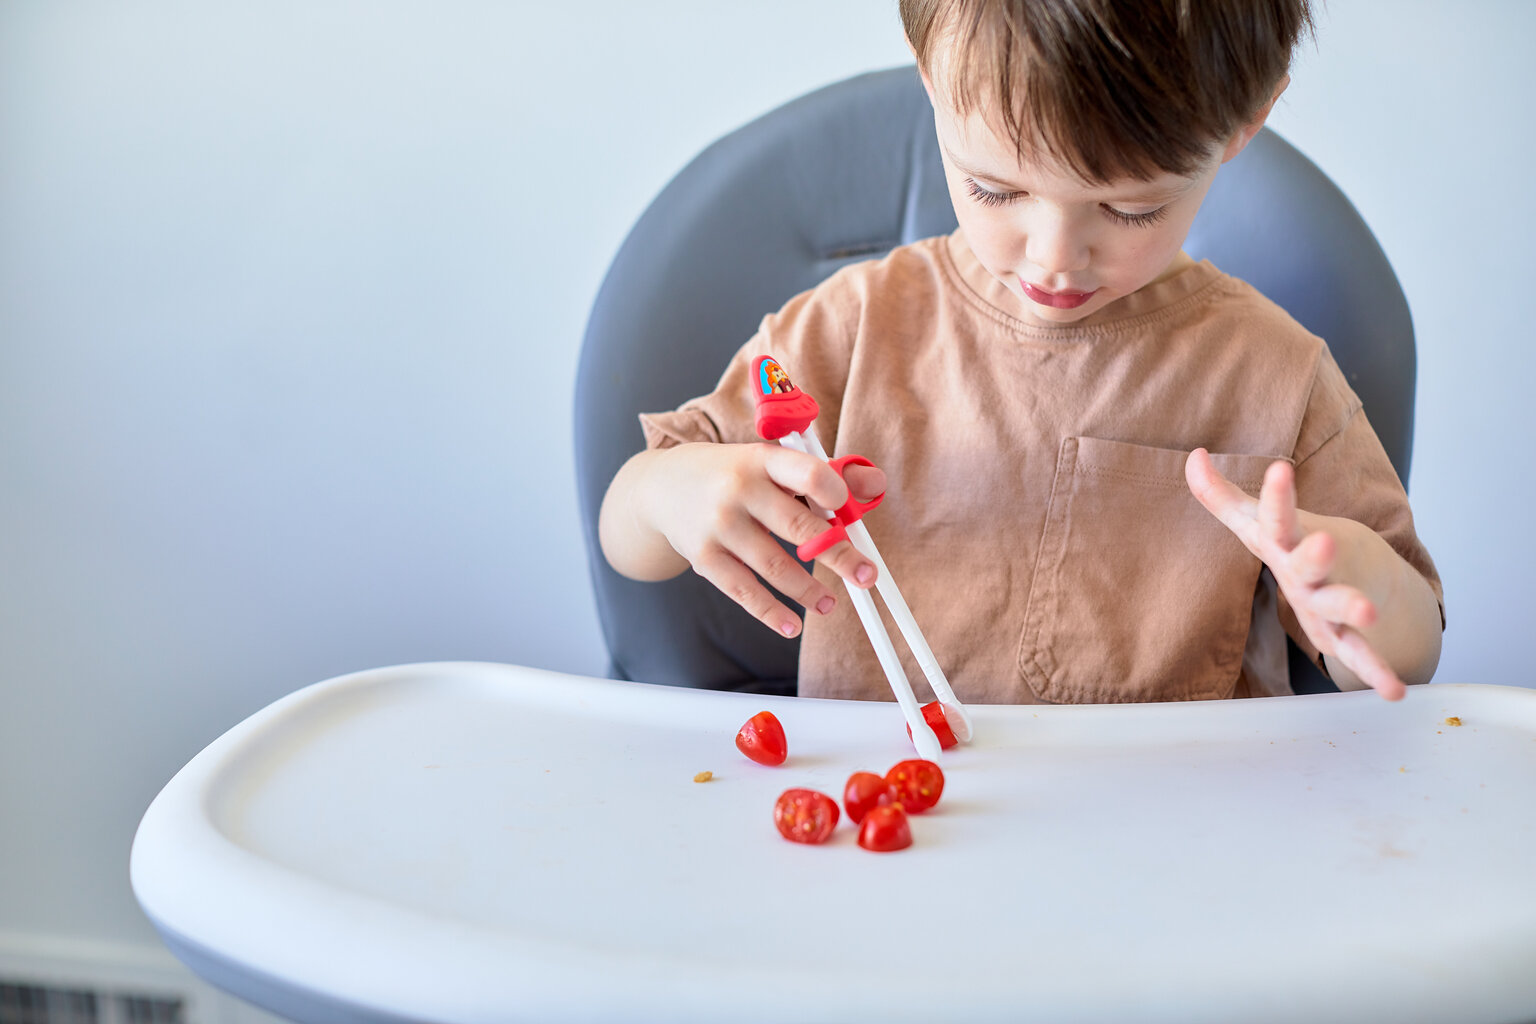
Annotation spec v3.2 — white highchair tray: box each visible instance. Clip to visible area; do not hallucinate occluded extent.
[131,663,1536,1023]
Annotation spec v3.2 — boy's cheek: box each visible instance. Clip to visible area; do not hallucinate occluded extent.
[954,218,1019,274]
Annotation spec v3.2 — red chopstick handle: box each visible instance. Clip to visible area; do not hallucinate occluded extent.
[746,356,884,560]
[751,355,820,440]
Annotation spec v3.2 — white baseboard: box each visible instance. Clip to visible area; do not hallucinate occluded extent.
[0,930,288,1024]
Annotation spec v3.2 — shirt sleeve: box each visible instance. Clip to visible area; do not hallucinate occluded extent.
[637,273,863,452]
[637,340,764,451]
[1282,348,1446,671]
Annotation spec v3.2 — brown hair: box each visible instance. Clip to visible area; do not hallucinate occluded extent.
[901,0,1313,183]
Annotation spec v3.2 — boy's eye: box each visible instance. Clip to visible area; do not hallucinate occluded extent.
[1101,204,1170,228]
[964,177,1021,208]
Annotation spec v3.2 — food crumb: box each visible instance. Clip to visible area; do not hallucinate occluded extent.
[1443,716,1462,727]
[693,771,714,783]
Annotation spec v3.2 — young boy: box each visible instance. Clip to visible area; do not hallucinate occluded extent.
[599,0,1443,705]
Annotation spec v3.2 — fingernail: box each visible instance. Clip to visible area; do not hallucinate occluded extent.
[780,620,799,637]
[855,564,875,586]
[816,596,835,615]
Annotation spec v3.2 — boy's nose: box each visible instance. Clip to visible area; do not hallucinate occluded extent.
[1023,209,1091,275]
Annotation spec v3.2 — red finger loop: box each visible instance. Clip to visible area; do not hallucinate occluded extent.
[796,522,848,562]
[825,455,885,523]
[795,454,886,562]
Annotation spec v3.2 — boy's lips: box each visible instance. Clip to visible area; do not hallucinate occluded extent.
[1020,279,1097,309]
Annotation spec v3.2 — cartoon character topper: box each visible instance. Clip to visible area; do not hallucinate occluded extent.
[751,356,820,441]
[762,358,793,394]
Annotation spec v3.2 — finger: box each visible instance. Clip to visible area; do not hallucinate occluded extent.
[1257,460,1302,551]
[810,532,879,589]
[744,481,877,590]
[757,446,880,588]
[1184,448,1262,549]
[1287,529,1337,587]
[762,445,849,513]
[1332,628,1407,701]
[1304,584,1378,631]
[690,545,807,638]
[841,462,887,503]
[717,510,849,613]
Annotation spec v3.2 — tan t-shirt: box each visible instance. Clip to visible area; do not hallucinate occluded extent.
[640,231,1443,704]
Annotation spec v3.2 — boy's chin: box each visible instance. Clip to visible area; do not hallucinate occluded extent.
[1029,303,1097,322]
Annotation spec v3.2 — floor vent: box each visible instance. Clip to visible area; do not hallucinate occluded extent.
[0,983,184,1024]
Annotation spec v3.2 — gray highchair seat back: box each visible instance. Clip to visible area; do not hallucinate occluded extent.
[575,66,1415,698]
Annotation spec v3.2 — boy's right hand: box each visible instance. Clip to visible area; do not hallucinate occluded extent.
[598,442,883,639]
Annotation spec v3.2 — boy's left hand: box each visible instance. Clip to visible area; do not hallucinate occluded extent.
[1184,448,1407,701]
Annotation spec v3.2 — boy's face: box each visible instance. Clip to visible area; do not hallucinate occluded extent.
[929,91,1225,327]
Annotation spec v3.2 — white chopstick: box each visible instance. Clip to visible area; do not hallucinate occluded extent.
[778,427,971,757]
[798,427,972,737]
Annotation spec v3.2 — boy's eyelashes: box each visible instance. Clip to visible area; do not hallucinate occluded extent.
[962,176,1170,228]
[963,176,1022,208]
[1100,204,1171,228]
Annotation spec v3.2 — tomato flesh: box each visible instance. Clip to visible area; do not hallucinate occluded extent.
[857,804,912,852]
[921,701,958,748]
[842,771,897,825]
[774,788,839,844]
[736,711,787,766]
[885,759,944,813]
[905,702,958,750]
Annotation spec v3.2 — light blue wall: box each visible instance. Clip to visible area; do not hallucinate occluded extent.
[1264,1,1536,693]
[1,0,1530,964]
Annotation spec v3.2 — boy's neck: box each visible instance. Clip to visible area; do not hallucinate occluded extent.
[1151,251,1196,287]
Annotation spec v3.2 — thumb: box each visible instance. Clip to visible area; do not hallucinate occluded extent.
[841,462,887,503]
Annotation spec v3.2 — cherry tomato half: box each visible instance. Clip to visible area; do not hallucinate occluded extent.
[843,771,897,825]
[857,804,912,852]
[736,711,787,766]
[905,700,959,750]
[885,759,944,813]
[921,700,959,748]
[774,788,839,844]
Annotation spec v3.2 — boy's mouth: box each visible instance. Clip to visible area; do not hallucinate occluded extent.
[1020,279,1097,309]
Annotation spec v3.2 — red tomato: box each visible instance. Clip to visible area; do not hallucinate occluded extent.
[905,701,958,750]
[842,771,897,825]
[922,701,959,748]
[885,759,944,813]
[857,804,912,852]
[736,711,787,766]
[774,788,839,844]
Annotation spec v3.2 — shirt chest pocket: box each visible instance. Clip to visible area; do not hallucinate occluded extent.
[1017,437,1278,703]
